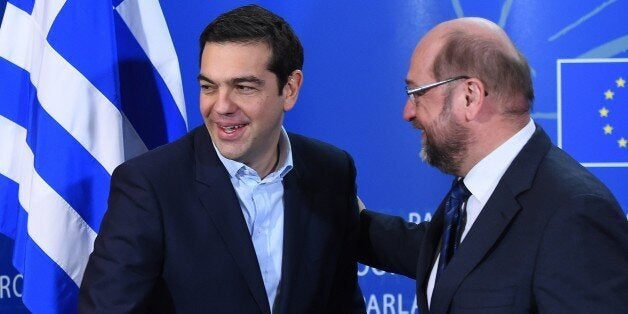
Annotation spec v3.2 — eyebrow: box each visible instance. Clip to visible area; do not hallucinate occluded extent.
[197,74,212,83]
[232,76,264,86]
[197,74,264,86]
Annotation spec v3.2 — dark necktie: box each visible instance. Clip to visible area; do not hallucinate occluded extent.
[436,178,471,282]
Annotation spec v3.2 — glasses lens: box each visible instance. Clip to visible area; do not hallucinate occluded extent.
[409,93,419,105]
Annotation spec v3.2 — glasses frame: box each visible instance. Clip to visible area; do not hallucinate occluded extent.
[405,75,470,101]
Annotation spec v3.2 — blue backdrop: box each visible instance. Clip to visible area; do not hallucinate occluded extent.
[1,1,626,312]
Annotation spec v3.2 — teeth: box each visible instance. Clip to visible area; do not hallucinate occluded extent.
[222,125,243,134]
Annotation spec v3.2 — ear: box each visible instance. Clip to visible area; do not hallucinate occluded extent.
[462,77,486,121]
[282,70,303,112]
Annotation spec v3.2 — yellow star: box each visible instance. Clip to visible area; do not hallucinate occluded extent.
[619,137,628,148]
[617,77,626,88]
[599,107,609,117]
[603,124,613,135]
[604,89,614,100]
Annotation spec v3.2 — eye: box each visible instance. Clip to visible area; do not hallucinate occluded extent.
[235,84,258,94]
[200,82,216,94]
[406,86,425,98]
[414,89,426,97]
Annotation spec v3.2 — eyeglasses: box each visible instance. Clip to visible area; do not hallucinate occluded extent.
[405,75,470,104]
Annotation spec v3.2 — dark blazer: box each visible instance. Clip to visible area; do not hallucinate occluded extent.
[359,125,628,313]
[79,126,365,313]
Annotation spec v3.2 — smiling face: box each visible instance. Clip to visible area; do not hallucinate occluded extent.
[199,41,298,173]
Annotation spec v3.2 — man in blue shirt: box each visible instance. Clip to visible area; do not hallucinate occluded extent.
[79,5,365,313]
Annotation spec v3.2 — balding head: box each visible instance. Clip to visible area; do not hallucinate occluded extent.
[416,17,534,117]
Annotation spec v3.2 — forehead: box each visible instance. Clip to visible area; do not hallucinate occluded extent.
[406,32,444,84]
[200,41,272,79]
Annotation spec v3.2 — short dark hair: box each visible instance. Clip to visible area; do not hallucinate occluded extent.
[432,30,534,115]
[199,5,304,94]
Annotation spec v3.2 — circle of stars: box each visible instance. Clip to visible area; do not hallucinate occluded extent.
[599,77,627,149]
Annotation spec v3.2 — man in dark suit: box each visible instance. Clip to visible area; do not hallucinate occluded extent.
[79,5,365,313]
[358,17,628,313]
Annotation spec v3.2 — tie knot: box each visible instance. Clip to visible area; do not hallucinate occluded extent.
[450,178,471,201]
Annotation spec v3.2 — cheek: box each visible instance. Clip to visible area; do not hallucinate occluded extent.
[416,108,432,125]
[199,97,212,117]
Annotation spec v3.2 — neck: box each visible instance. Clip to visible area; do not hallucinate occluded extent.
[459,116,529,176]
[259,141,281,179]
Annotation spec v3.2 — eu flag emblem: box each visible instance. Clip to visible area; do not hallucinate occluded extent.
[558,59,628,167]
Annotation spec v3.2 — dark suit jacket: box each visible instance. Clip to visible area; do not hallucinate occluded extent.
[359,125,628,313]
[79,126,365,313]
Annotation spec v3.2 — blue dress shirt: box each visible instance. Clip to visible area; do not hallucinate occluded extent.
[214,128,293,311]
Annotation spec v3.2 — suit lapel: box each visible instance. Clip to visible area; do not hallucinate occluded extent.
[429,125,553,313]
[276,136,315,313]
[415,198,446,313]
[192,127,271,314]
[429,185,522,313]
[277,169,313,312]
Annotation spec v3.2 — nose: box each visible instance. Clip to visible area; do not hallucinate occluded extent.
[402,98,416,122]
[213,88,238,115]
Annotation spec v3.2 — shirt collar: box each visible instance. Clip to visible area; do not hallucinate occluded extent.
[464,118,535,205]
[213,127,293,180]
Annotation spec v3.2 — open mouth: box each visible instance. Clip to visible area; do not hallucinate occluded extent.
[221,124,246,134]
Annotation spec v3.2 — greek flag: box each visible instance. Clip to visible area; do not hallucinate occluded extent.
[0,0,187,312]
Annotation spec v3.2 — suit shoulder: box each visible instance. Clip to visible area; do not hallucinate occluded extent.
[539,146,616,200]
[114,127,200,176]
[520,145,623,221]
[288,132,356,185]
[288,132,352,161]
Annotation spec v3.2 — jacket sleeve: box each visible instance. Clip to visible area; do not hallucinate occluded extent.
[78,161,169,313]
[358,207,429,279]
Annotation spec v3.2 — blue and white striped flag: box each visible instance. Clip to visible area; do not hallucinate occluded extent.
[0,0,187,312]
